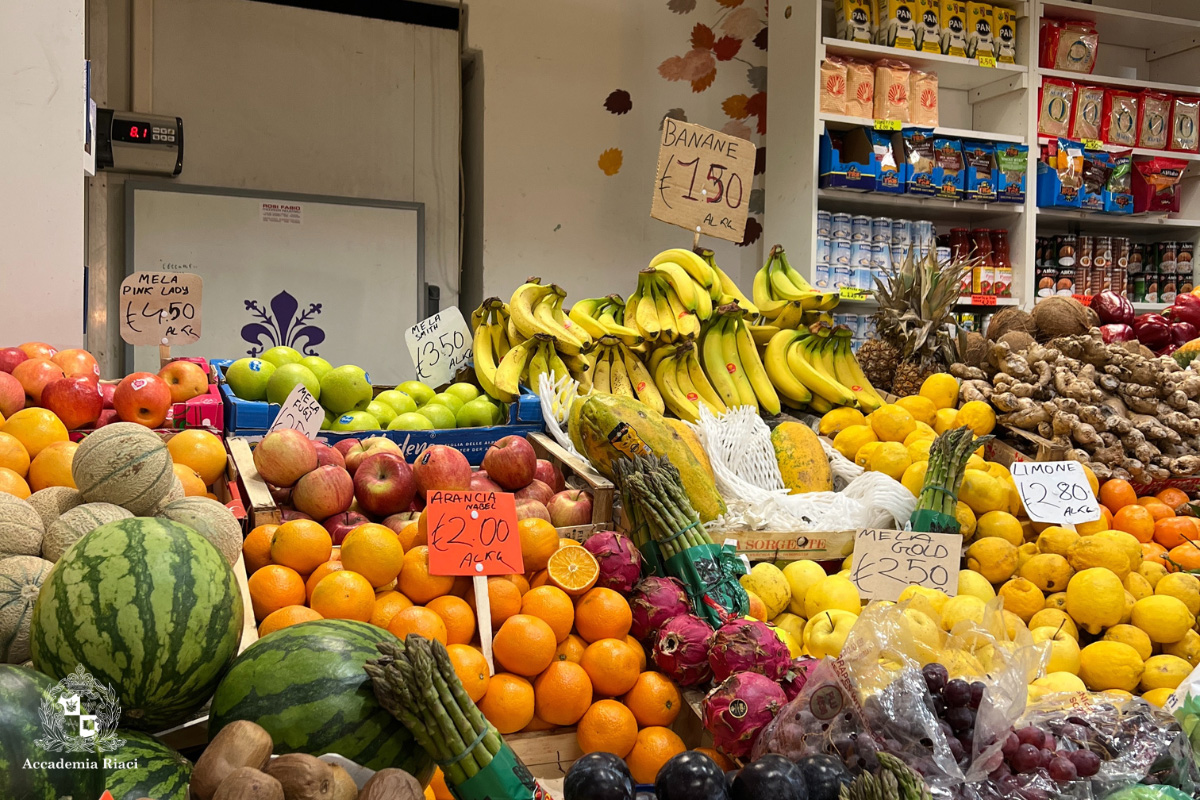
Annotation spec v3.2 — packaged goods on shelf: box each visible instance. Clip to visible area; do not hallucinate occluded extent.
[871,128,907,192]
[910,69,939,125]
[819,128,876,191]
[938,0,968,57]
[1037,136,1085,208]
[904,127,938,195]
[1071,84,1105,141]
[994,6,1016,63]
[1171,96,1200,153]
[1041,77,1200,153]
[916,0,940,53]
[1039,18,1099,74]
[996,142,1029,203]
[963,140,997,202]
[1102,89,1140,147]
[874,0,919,49]
[845,58,875,117]
[1140,90,1173,151]
[1039,79,1075,138]
[874,59,912,122]
[1132,155,1189,213]
[965,1,994,59]
[820,58,849,114]
[818,214,935,294]
[835,0,874,43]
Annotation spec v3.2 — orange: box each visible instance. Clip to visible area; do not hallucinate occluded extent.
[520,586,575,643]
[1155,517,1197,550]
[270,519,333,574]
[0,432,30,477]
[576,700,638,758]
[259,605,322,637]
[306,561,345,601]
[429,769,453,800]
[397,546,455,604]
[529,569,550,589]
[341,523,405,588]
[466,577,522,628]
[493,614,557,676]
[242,524,278,574]
[310,570,376,622]
[533,661,593,727]
[693,748,736,771]
[447,643,490,702]
[554,634,587,664]
[1144,501,1176,522]
[387,605,448,644]
[173,463,207,497]
[27,440,76,491]
[396,520,424,551]
[1100,479,1137,513]
[623,672,682,727]
[167,429,228,486]
[478,673,535,734]
[580,638,641,697]
[624,635,647,671]
[575,587,633,643]
[416,509,429,542]
[1113,505,1155,543]
[247,564,306,621]
[518,518,560,571]
[1158,488,1190,509]
[559,537,583,549]
[1168,543,1200,572]
[547,546,599,596]
[450,576,472,597]
[1143,541,1168,562]
[427,595,475,645]
[507,573,531,595]
[2,408,68,458]
[0,468,31,499]
[625,726,686,784]
[370,590,414,628]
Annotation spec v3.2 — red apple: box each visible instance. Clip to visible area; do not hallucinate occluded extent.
[515,479,554,507]
[269,484,293,506]
[158,359,208,403]
[92,408,119,428]
[52,349,99,382]
[292,464,354,520]
[470,472,502,493]
[12,358,65,406]
[253,429,319,488]
[0,348,27,374]
[382,513,422,541]
[18,342,58,360]
[482,435,537,490]
[333,439,360,458]
[412,445,471,496]
[281,508,313,522]
[314,441,346,469]
[112,372,172,428]
[354,451,416,518]
[0,372,23,418]
[324,510,370,545]
[515,499,551,523]
[548,489,593,527]
[361,436,401,453]
[533,459,566,493]
[41,376,103,429]
[99,382,115,409]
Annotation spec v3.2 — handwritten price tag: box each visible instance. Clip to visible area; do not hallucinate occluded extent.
[405,307,473,388]
[978,55,997,68]
[1072,294,1094,306]
[1010,462,1102,525]
[119,272,202,346]
[969,294,997,306]
[1082,138,1104,151]
[651,119,757,245]
[873,119,902,131]
[427,491,524,576]
[268,383,323,437]
[850,528,961,601]
[839,287,870,301]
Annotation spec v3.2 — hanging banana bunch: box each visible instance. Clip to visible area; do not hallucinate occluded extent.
[509,278,592,354]
[471,297,514,402]
[697,248,758,315]
[568,296,643,347]
[752,244,839,320]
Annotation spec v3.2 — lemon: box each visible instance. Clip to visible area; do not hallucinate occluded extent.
[965,454,989,472]
[1066,568,1126,634]
[901,461,929,497]
[1131,595,1195,643]
[1164,630,1200,667]
[967,538,1018,584]
[1121,591,1136,624]
[842,554,852,570]
[1029,609,1079,641]
[941,594,987,632]
[1045,591,1068,611]
[1037,526,1080,558]
[869,442,912,480]
[1031,626,1081,674]
[898,585,949,619]
[985,462,1011,481]
[958,570,997,602]
[1103,625,1153,661]
[998,578,1045,622]
[1139,561,1169,589]
[1141,687,1175,708]
[1081,464,1100,496]
[782,560,827,616]
[959,471,1009,516]
[1017,543,1039,570]
[1079,641,1145,692]
[904,427,934,446]
[819,407,867,437]
[1030,672,1087,698]
[1124,572,1154,601]
[1002,475,1024,517]
[1076,517,1109,536]
[895,395,937,426]
[906,439,934,464]
[955,502,977,539]
[956,400,996,437]
[1020,554,1074,593]
[1101,689,1135,701]
[1095,530,1143,574]
[870,405,917,443]
[855,441,882,468]
[804,575,861,618]
[833,425,878,461]
[740,562,791,618]
[1141,654,1192,692]
[933,408,959,434]
[1156,572,1200,615]
[1067,536,1130,579]
[976,511,1024,547]
[919,373,960,410]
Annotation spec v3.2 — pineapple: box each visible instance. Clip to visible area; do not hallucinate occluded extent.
[862,247,975,397]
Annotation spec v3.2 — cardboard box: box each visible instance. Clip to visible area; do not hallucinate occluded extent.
[820,128,877,192]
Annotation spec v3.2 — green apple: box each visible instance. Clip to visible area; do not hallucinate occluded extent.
[428,392,464,415]
[375,389,417,416]
[320,365,373,414]
[331,410,381,431]
[226,357,276,401]
[445,382,481,405]
[366,400,397,428]
[260,346,303,368]
[398,380,435,407]
[321,410,335,430]
[456,396,497,428]
[416,403,457,429]
[487,399,508,425]
[299,355,333,381]
[388,412,434,431]
[266,363,321,406]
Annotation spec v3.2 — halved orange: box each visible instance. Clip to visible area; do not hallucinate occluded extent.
[546,545,599,596]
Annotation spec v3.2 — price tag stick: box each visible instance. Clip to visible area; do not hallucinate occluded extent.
[474,575,494,676]
[159,340,171,370]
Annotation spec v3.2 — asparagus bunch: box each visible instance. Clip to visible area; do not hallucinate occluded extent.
[365,636,502,786]
[911,426,994,534]
[612,454,714,559]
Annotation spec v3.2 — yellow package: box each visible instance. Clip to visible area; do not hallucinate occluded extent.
[916,0,941,53]
[875,0,919,50]
[966,2,994,59]
[836,0,874,43]
[994,7,1016,63]
[939,0,968,57]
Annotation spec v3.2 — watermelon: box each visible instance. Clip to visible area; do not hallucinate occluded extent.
[96,731,191,800]
[209,619,433,781]
[31,517,243,730]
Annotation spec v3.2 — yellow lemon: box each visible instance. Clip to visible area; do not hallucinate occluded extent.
[870,405,917,443]
[1020,554,1074,593]
[933,408,959,434]
[1164,630,1200,667]
[1067,536,1130,580]
[1095,530,1143,573]
[965,454,989,472]
[985,462,1011,481]
[1155,572,1200,616]
[1131,595,1195,643]
[1029,609,1079,641]
[959,471,1009,516]
[1029,672,1087,699]
[919,373,960,410]
[1103,624,1153,661]
[904,427,935,446]
[1037,526,1080,558]
[895,395,937,426]
[1078,641,1144,692]
[967,538,1018,584]
[998,578,1045,622]
[1031,626,1081,674]
[804,576,861,618]
[1101,689,1135,701]
[819,407,867,437]
[1121,591,1136,624]
[901,461,929,497]
[898,585,949,619]
[941,595,987,632]
[976,511,1024,547]
[1045,592,1068,611]
[1141,687,1175,708]
[855,441,882,469]
[1066,568,1126,634]
[1017,543,1039,570]
[868,442,912,481]
[906,439,934,464]
[782,560,827,616]
[958,570,997,602]
[1140,654,1192,692]
[1081,464,1100,496]
[1139,561,1169,589]
[833,425,878,462]
[955,502,977,539]
[1124,572,1154,601]
[955,400,996,437]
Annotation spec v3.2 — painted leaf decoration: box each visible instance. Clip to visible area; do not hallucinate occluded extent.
[747,65,768,93]
[681,48,716,81]
[745,92,767,120]
[667,0,696,13]
[749,188,765,215]
[598,148,623,176]
[716,0,745,7]
[722,7,762,40]
[659,108,688,130]
[723,94,751,120]
[659,56,687,81]
[739,216,763,247]
[691,23,715,51]
[755,147,766,175]
[754,27,768,50]
[691,66,718,93]
[605,90,633,115]
[713,36,742,61]
[722,120,753,139]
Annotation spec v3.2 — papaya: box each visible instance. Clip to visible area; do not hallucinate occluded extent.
[770,422,833,494]
[664,418,715,485]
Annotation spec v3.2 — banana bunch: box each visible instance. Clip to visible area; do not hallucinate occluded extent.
[764,322,885,414]
[476,293,592,402]
[487,333,574,404]
[568,296,642,347]
[748,308,835,345]
[588,335,664,414]
[697,248,758,314]
[471,297,514,402]
[753,244,839,320]
[648,340,728,422]
[696,305,781,416]
[509,278,592,354]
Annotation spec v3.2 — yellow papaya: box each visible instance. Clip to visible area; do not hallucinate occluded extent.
[771,422,833,494]
[664,418,716,485]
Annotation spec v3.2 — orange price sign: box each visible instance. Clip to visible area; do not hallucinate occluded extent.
[427,491,524,577]
[970,294,997,306]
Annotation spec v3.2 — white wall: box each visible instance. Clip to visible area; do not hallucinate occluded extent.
[0,1,86,348]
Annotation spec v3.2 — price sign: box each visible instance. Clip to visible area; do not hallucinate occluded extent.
[267,384,323,437]
[850,528,961,601]
[1072,294,1094,306]
[651,119,757,244]
[405,307,473,388]
[839,287,870,301]
[978,55,996,68]
[427,491,524,577]
[969,294,997,306]
[119,272,202,346]
[1082,138,1104,151]
[1010,461,1102,524]
[873,119,902,131]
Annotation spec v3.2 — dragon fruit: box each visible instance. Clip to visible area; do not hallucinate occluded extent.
[630,576,691,642]
[582,530,642,593]
[703,672,787,759]
[652,614,714,687]
[708,618,791,683]
[780,657,814,701]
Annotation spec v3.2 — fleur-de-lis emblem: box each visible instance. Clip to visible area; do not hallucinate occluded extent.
[241,291,325,357]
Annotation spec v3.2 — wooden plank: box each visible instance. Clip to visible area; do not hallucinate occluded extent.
[527,432,615,527]
[723,529,856,562]
[228,436,282,530]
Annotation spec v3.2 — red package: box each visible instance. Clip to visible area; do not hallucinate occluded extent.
[1138,90,1172,150]
[1102,89,1140,147]
[1133,156,1188,213]
[1039,19,1062,70]
[1039,18,1099,74]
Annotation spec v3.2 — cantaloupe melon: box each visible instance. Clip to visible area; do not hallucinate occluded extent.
[0,495,43,559]
[71,423,174,515]
[157,497,241,565]
[0,555,52,663]
[150,477,185,515]
[43,503,133,563]
[26,486,83,531]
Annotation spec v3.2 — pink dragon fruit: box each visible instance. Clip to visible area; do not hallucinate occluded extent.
[703,672,787,759]
[708,618,791,683]
[582,530,642,593]
[652,614,714,687]
[780,657,815,701]
[630,576,691,642]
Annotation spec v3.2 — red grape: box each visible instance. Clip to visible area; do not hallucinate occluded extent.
[1012,743,1041,773]
[1039,748,1054,768]
[945,679,972,708]
[1017,727,1046,749]
[923,663,949,695]
[1067,749,1100,778]
[1048,756,1077,782]
[969,681,986,709]
[1002,732,1020,758]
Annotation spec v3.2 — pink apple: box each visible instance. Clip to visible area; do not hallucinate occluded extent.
[41,376,103,429]
[253,429,319,487]
[18,342,57,360]
[533,459,566,493]
[470,472,502,493]
[92,408,119,428]
[361,436,401,453]
[516,499,551,523]
[12,358,65,406]
[382,513,422,541]
[314,441,346,469]
[0,372,23,418]
[113,372,172,427]
[158,359,209,403]
[292,464,354,520]
[333,439,360,458]
[269,484,293,506]
[281,508,313,522]
[515,479,554,507]
[482,435,537,490]
[99,382,115,409]
[324,510,370,545]
[0,348,27,374]
[342,439,399,476]
[548,489,594,527]
[412,445,471,496]
[354,451,416,518]
[51,348,100,382]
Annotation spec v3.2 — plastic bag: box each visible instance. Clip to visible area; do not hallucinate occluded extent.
[1167,660,1200,768]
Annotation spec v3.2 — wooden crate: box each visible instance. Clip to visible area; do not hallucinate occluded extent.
[228,437,282,531]
[527,432,615,531]
[718,529,856,562]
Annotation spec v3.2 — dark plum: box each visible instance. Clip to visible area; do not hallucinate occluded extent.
[923,663,949,695]
[564,752,637,800]
[944,679,972,708]
[655,751,730,800]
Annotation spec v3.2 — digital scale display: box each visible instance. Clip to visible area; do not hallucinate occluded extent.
[112,120,175,144]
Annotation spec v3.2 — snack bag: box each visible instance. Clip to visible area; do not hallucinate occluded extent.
[1104,150,1133,214]
[836,0,874,43]
[905,127,938,195]
[965,2,994,59]
[1134,156,1188,213]
[1081,150,1111,212]
[964,140,997,202]
[939,0,968,57]
[1071,85,1106,142]
[933,136,965,200]
[1171,96,1200,153]
[820,58,850,115]
[1140,90,1172,150]
[1039,79,1076,138]
[1051,19,1100,73]
[874,59,913,122]
[1102,89,1140,147]
[996,143,1029,204]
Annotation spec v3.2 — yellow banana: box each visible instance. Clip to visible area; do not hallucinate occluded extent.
[779,250,816,292]
[702,249,759,315]
[473,311,501,401]
[700,319,741,408]
[652,279,677,341]
[808,394,834,414]
[683,345,727,415]
[653,262,698,312]
[650,248,714,289]
[786,337,856,406]
[831,334,886,412]
[597,306,643,347]
[547,288,591,349]
[633,274,661,341]
[654,349,700,422]
[547,347,572,384]
[470,301,489,333]
[734,317,781,416]
[720,315,758,410]
[752,258,789,318]
[568,298,610,340]
[647,342,674,377]
[506,313,525,347]
[749,323,781,347]
[526,336,552,394]
[532,286,586,353]
[592,345,613,394]
[494,337,539,403]
[509,280,555,340]
[773,301,808,330]
[620,343,665,415]
[763,330,813,406]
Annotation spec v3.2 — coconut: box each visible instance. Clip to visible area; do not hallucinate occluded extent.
[582,531,642,593]
[996,330,1035,355]
[1083,304,1101,329]
[963,331,989,367]
[702,672,787,759]
[630,576,692,642]
[708,618,791,683]
[1032,296,1092,341]
[985,307,1037,342]
[651,614,714,687]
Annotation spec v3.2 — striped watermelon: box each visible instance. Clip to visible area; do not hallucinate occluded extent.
[31,517,243,730]
[209,619,433,781]
[97,731,191,800]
